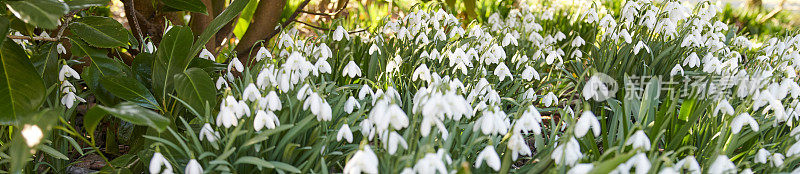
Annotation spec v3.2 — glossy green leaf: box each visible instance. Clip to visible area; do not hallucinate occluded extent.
[97,102,170,132]
[83,106,107,136]
[66,0,109,10]
[0,17,9,47]
[174,68,215,116]
[5,0,68,29]
[69,16,129,48]
[0,40,46,125]
[153,26,194,104]
[72,37,125,105]
[101,75,160,110]
[31,43,60,85]
[161,0,207,14]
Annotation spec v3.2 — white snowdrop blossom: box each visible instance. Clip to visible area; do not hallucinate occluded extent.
[714,99,735,116]
[59,65,80,82]
[185,159,203,174]
[343,61,362,78]
[552,137,582,166]
[731,113,759,134]
[255,47,272,61]
[708,155,736,174]
[199,48,214,61]
[254,110,280,131]
[569,163,594,174]
[344,96,361,114]
[575,111,601,138]
[583,75,609,101]
[333,26,350,41]
[626,130,651,150]
[337,124,354,143]
[494,62,513,81]
[150,152,174,174]
[56,43,67,54]
[542,92,558,107]
[343,146,378,174]
[475,145,501,171]
[198,123,219,143]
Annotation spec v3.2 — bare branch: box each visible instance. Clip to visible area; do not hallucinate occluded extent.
[294,19,369,34]
[7,35,62,41]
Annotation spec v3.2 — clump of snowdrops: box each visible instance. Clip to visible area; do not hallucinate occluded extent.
[144,0,800,173]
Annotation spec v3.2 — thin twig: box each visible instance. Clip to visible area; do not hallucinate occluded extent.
[124,0,143,45]
[294,19,369,34]
[7,35,62,41]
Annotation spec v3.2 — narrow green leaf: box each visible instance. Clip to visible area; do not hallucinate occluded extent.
[5,0,68,29]
[234,156,276,169]
[38,144,69,160]
[97,102,170,132]
[0,40,46,125]
[69,16,128,48]
[270,161,301,173]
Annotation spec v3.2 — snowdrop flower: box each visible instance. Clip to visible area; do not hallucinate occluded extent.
[740,168,753,174]
[21,124,43,148]
[56,43,67,54]
[344,96,361,114]
[684,52,701,68]
[583,75,609,101]
[145,41,156,53]
[771,153,784,166]
[575,111,601,138]
[515,105,542,135]
[343,61,362,78]
[358,85,373,100]
[337,124,353,143]
[787,140,800,157]
[343,146,379,174]
[670,65,684,77]
[199,48,214,61]
[242,83,260,102]
[626,130,651,150]
[569,163,593,174]
[521,66,540,81]
[542,92,558,107]
[369,101,409,132]
[254,110,279,131]
[494,62,512,81]
[731,113,758,134]
[216,106,238,128]
[255,47,272,61]
[551,137,582,166]
[502,33,518,46]
[571,36,585,47]
[61,92,86,109]
[474,108,510,135]
[714,99,735,116]
[150,152,174,174]
[303,93,333,121]
[413,64,432,82]
[315,57,332,75]
[708,155,736,174]
[623,153,651,174]
[385,131,408,154]
[413,152,448,174]
[755,148,770,163]
[228,57,245,72]
[508,133,532,160]
[475,145,501,171]
[369,44,381,55]
[185,159,202,174]
[59,65,80,81]
[633,41,651,54]
[198,123,219,143]
[261,91,281,111]
[215,77,227,89]
[333,26,349,41]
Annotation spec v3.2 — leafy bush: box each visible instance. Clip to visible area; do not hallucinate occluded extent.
[1,0,799,173]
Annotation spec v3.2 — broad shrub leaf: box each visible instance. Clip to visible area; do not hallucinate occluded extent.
[69,16,129,48]
[153,25,194,103]
[5,0,68,29]
[0,39,46,125]
[83,106,106,137]
[100,75,161,110]
[65,0,109,10]
[97,102,170,132]
[72,38,125,106]
[161,0,207,14]
[31,43,60,85]
[174,68,215,116]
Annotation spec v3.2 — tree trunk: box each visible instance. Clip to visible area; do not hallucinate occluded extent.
[233,0,286,64]
[190,0,216,51]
